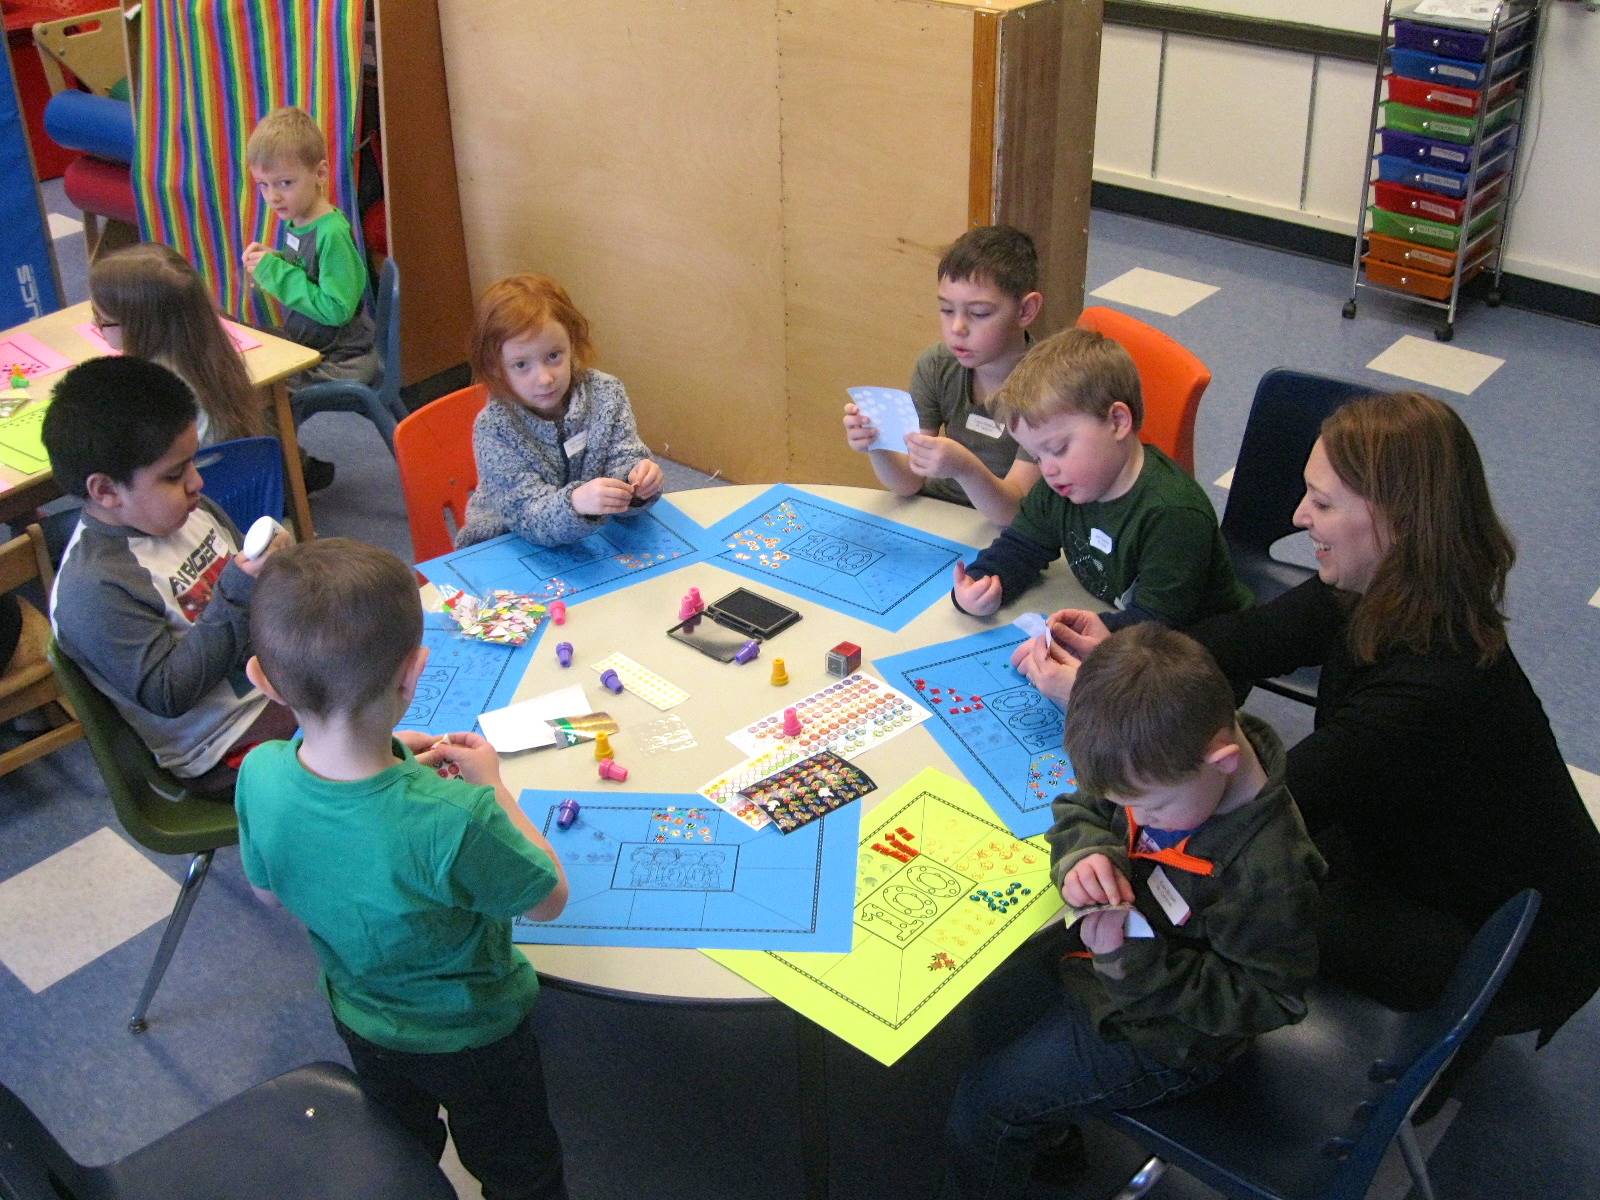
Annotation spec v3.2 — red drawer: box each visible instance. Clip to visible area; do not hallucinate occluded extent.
[1372,175,1507,223]
[1386,72,1520,115]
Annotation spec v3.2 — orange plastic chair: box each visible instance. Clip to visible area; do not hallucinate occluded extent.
[394,383,488,563]
[1075,306,1211,476]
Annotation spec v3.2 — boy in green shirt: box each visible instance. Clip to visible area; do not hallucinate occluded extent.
[951,327,1251,703]
[243,106,377,489]
[237,539,570,1198]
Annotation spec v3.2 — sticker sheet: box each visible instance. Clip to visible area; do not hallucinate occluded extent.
[0,406,49,474]
[417,500,713,608]
[396,613,544,736]
[847,386,920,453]
[696,744,812,831]
[706,486,974,631]
[590,651,689,710]
[707,768,1062,1065]
[728,671,928,760]
[875,626,1076,839]
[514,792,860,951]
[738,749,875,835]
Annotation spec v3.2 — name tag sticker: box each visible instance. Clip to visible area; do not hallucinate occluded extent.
[1147,865,1192,927]
[284,232,301,252]
[563,430,588,459]
[965,413,1003,439]
[1089,527,1114,554]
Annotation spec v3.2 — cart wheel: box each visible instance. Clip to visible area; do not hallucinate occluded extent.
[1341,300,1357,319]
[1486,288,1502,307]
[1435,323,1454,343]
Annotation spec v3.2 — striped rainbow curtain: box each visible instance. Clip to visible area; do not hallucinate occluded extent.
[133,0,366,324]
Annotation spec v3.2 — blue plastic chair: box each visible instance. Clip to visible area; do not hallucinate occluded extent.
[291,258,406,453]
[196,436,286,533]
[1220,369,1371,705]
[0,1061,455,1198]
[1102,889,1540,1200]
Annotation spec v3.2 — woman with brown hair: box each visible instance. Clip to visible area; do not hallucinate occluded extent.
[1038,390,1600,1052]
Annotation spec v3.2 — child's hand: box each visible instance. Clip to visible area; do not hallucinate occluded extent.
[572,477,634,516]
[842,402,878,453]
[628,459,664,500]
[905,432,974,481]
[1010,632,1078,707]
[1047,609,1111,660]
[242,242,270,274]
[422,731,505,788]
[1062,853,1134,908]
[1079,907,1129,955]
[952,561,1002,616]
[233,527,291,577]
[395,730,442,756]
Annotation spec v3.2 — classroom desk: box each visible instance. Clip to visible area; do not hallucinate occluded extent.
[490,484,1092,1198]
[0,300,322,537]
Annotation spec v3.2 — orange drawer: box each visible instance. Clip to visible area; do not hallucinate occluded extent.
[1362,245,1493,300]
[1365,233,1459,273]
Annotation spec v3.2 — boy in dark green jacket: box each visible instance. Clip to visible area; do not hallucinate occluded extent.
[942,624,1324,1198]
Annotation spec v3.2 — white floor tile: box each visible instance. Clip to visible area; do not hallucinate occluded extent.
[1090,267,1219,317]
[0,827,177,993]
[1215,467,1234,489]
[1572,764,1600,828]
[47,212,83,239]
[1589,585,1600,609]
[1365,336,1504,396]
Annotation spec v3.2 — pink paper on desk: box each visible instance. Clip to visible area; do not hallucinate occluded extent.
[0,333,73,379]
[75,320,263,356]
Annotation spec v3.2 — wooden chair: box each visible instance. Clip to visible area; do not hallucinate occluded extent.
[394,383,487,562]
[1076,305,1211,476]
[0,524,82,777]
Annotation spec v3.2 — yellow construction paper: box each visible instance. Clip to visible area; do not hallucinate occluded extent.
[707,767,1062,1065]
[0,406,48,475]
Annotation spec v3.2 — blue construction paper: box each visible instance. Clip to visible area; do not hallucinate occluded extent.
[875,627,1076,839]
[705,486,975,631]
[415,500,713,608]
[397,613,544,736]
[513,791,860,951]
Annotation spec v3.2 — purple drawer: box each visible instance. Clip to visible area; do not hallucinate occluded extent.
[1393,15,1530,62]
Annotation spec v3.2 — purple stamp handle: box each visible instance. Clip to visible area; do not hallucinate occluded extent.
[556,641,574,668]
[557,798,581,829]
[600,668,623,693]
[734,639,760,665]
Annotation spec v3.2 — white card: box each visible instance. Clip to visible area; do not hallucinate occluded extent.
[478,684,592,753]
[1089,528,1114,554]
[563,430,588,459]
[848,386,921,453]
[965,412,1003,439]
[284,231,300,252]
[1147,865,1192,927]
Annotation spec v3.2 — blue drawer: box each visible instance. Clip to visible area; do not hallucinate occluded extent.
[1393,15,1530,62]
[1390,43,1529,88]
[1375,149,1512,199]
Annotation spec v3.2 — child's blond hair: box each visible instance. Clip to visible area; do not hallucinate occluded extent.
[246,105,327,170]
[990,327,1143,431]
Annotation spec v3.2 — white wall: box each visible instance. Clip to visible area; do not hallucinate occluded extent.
[1094,5,1600,294]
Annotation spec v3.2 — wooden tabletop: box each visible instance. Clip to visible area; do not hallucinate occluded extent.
[498,484,1093,1003]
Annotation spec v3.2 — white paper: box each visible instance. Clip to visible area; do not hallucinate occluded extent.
[478,684,592,753]
[1411,0,1498,20]
[1012,612,1049,639]
[848,386,921,453]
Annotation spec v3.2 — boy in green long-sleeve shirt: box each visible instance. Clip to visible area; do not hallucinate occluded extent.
[243,105,377,390]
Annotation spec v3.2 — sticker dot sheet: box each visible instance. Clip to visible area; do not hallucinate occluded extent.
[697,744,811,830]
[728,672,928,760]
[590,652,689,710]
[846,385,920,453]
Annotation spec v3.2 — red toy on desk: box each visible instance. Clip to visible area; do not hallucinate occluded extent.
[597,759,629,782]
[678,586,704,622]
[826,641,862,677]
[782,706,803,737]
[549,599,567,625]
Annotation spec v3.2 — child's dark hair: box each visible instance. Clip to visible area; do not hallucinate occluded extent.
[1063,624,1236,798]
[42,356,198,497]
[937,225,1039,300]
[251,539,423,719]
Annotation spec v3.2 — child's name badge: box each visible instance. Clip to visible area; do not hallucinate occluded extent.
[965,413,1003,439]
[1089,527,1114,554]
[562,430,588,459]
[284,232,300,252]
[1146,866,1192,926]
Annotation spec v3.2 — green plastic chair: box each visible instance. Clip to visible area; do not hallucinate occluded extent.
[47,639,239,1033]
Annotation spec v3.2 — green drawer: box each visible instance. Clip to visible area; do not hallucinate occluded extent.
[1381,96,1522,145]
[1368,202,1504,251]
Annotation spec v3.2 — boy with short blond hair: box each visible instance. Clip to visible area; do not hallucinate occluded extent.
[237,539,570,1198]
[842,224,1043,526]
[941,624,1324,1197]
[952,326,1250,636]
[242,105,376,389]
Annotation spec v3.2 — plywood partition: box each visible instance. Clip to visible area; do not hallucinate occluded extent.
[437,0,1101,485]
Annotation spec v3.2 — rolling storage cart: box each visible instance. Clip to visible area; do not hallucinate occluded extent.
[1343,0,1538,341]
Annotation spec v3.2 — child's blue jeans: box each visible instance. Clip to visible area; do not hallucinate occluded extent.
[941,986,1221,1199]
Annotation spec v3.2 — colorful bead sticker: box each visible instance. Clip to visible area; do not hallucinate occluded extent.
[726,672,930,760]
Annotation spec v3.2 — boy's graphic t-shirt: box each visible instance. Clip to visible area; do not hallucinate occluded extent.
[50,500,266,777]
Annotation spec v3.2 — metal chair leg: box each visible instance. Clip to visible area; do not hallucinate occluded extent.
[1396,1120,1438,1200]
[128,850,213,1034]
[1110,1155,1167,1199]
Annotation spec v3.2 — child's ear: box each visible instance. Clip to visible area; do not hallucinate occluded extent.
[1202,730,1243,777]
[397,646,430,704]
[1017,291,1044,328]
[84,472,122,509]
[1107,401,1136,439]
[315,158,330,187]
[245,655,287,705]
